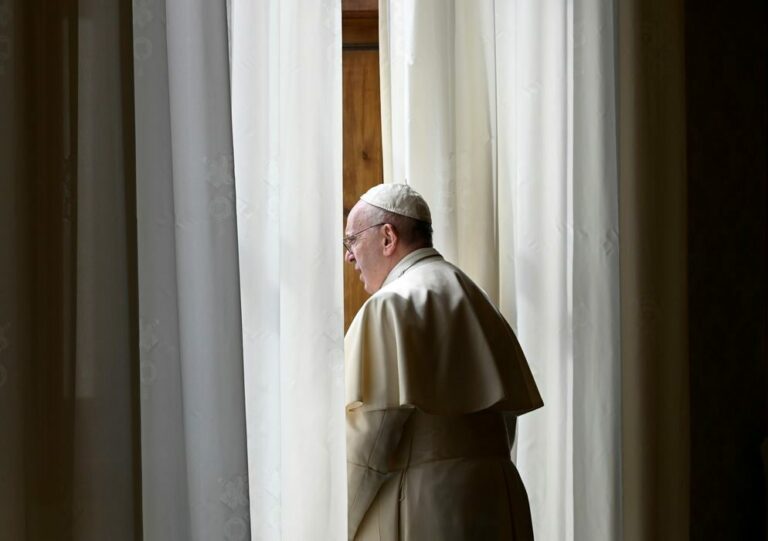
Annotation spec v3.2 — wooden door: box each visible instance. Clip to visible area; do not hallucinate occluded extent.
[342,1,382,331]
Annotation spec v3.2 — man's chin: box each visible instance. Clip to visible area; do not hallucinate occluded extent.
[359,273,383,294]
[360,278,373,294]
[363,281,382,295]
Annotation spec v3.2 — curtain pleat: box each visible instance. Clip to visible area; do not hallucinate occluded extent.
[229,1,347,539]
[133,1,251,540]
[618,0,689,539]
[0,0,141,539]
[74,0,141,537]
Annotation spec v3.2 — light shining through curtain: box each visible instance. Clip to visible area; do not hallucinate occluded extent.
[380,1,621,539]
[230,1,347,540]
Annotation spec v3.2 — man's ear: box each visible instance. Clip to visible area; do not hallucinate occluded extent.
[382,224,398,255]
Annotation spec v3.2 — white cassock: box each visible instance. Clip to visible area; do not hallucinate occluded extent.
[345,248,544,541]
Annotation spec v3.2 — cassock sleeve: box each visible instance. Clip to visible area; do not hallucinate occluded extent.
[346,405,414,540]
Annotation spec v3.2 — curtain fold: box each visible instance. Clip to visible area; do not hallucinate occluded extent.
[132,0,251,540]
[0,0,141,539]
[229,1,346,540]
[75,0,141,536]
[618,0,689,539]
[379,1,621,539]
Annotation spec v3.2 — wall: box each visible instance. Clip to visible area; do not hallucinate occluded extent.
[686,1,767,538]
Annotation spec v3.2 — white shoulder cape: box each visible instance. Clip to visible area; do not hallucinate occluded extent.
[345,248,543,415]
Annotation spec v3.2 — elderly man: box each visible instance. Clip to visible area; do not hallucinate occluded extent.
[344,184,543,541]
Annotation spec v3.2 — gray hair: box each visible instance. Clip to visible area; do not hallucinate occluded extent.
[362,204,433,248]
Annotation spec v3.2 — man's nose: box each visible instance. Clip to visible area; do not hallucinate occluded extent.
[345,249,355,263]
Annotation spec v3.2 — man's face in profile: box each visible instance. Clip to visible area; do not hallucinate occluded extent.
[344,202,388,294]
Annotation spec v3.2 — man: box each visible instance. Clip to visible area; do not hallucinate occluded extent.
[344,184,543,541]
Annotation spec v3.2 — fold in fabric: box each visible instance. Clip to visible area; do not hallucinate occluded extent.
[350,409,535,541]
[347,407,414,539]
[345,249,543,415]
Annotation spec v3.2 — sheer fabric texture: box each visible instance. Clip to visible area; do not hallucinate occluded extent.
[133,1,251,539]
[379,1,621,539]
[229,0,347,540]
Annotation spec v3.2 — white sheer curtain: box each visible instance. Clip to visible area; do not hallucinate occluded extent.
[229,1,346,540]
[135,0,345,538]
[380,1,621,540]
[133,1,251,540]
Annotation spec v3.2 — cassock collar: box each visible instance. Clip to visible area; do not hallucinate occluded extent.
[381,247,442,289]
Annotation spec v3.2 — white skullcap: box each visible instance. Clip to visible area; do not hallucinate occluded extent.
[360,183,432,224]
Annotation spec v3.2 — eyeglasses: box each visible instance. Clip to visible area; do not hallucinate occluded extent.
[343,222,387,253]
